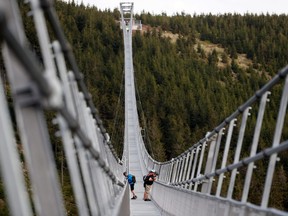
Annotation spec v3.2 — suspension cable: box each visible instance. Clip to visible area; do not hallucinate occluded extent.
[134,71,155,158]
[111,70,125,147]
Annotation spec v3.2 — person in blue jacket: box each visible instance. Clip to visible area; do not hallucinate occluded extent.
[123,171,137,199]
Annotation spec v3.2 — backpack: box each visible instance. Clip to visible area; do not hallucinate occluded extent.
[143,175,151,182]
[132,175,136,183]
[143,174,154,185]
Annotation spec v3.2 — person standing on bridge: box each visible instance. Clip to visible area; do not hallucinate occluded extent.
[123,171,137,199]
[143,169,157,201]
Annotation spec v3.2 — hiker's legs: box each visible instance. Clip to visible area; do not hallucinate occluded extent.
[132,190,136,197]
[144,185,152,200]
[130,184,137,198]
[143,191,148,200]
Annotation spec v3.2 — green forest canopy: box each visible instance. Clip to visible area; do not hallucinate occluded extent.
[54,1,288,160]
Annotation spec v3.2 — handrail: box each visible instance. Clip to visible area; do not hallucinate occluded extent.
[172,140,288,185]
[0,11,124,187]
[139,63,288,215]
[0,0,126,215]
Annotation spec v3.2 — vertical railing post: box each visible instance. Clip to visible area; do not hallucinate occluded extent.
[185,149,194,180]
[216,119,236,197]
[182,152,190,182]
[207,128,225,194]
[0,73,33,216]
[241,92,270,203]
[166,162,170,182]
[178,157,185,183]
[171,159,179,183]
[159,164,164,181]
[227,107,251,199]
[168,160,174,183]
[194,142,207,191]
[201,135,217,193]
[175,158,181,183]
[162,164,168,182]
[191,145,201,180]
[262,76,288,207]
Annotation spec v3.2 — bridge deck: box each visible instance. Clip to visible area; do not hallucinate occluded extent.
[129,133,162,215]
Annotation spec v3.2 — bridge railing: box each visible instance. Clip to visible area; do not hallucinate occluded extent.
[138,63,288,215]
[0,0,127,215]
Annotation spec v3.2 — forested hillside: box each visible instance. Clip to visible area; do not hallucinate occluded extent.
[22,0,288,160]
[1,0,288,213]
[50,1,288,162]
[14,0,288,164]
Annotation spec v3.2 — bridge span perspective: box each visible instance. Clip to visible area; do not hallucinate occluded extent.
[0,0,288,215]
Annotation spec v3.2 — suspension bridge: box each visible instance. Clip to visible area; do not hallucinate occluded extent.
[0,1,288,215]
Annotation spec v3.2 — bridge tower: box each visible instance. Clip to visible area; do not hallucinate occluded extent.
[120,2,142,31]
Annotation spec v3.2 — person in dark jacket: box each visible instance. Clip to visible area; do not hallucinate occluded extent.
[143,170,157,201]
[123,171,137,199]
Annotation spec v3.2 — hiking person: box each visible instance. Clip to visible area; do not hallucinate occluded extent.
[143,169,157,201]
[123,171,137,199]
